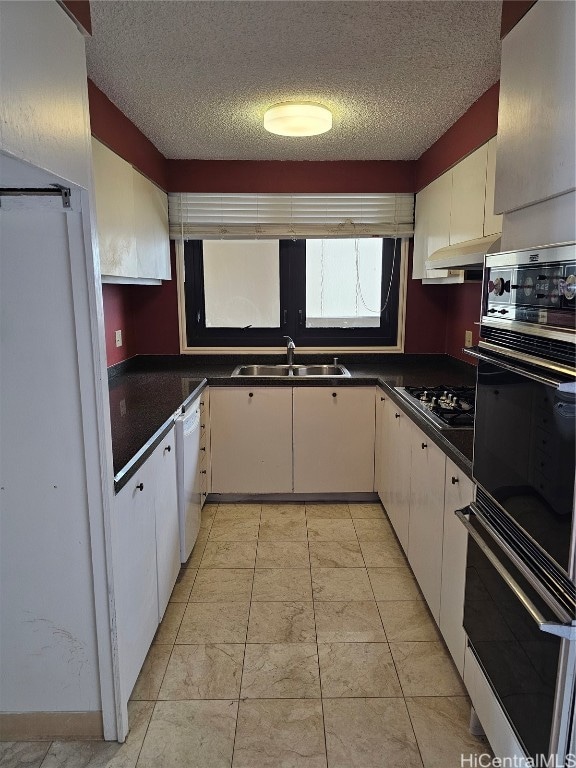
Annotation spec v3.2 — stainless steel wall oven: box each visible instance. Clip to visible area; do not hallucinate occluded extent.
[463,243,576,763]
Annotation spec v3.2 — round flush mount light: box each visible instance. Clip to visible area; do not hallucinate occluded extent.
[263,102,333,137]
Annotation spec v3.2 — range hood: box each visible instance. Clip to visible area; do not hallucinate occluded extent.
[425,234,501,270]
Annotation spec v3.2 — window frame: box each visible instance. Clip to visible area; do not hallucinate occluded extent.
[181,237,405,351]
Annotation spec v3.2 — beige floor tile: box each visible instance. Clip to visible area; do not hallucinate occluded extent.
[158,643,244,699]
[40,701,153,768]
[200,541,257,568]
[154,603,186,645]
[318,642,402,697]
[378,601,441,642]
[186,531,209,568]
[136,700,238,768]
[306,519,357,541]
[247,601,316,643]
[389,641,467,696]
[233,699,327,768]
[314,601,385,643]
[323,698,423,768]
[406,696,489,768]
[258,518,308,541]
[367,567,421,601]
[200,503,217,529]
[359,538,406,567]
[169,568,198,602]
[176,602,250,643]
[241,643,320,699]
[353,518,395,541]
[311,568,373,601]
[348,503,386,519]
[216,503,262,521]
[309,541,363,568]
[261,504,306,520]
[256,541,310,568]
[0,742,50,768]
[131,644,172,700]
[189,568,254,602]
[305,503,350,519]
[252,568,312,601]
[208,519,259,542]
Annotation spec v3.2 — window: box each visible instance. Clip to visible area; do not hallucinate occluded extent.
[183,237,402,348]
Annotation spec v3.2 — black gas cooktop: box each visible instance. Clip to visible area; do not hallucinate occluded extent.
[394,385,476,430]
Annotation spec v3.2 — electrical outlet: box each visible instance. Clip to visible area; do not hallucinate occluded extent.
[464,330,473,348]
[115,329,122,348]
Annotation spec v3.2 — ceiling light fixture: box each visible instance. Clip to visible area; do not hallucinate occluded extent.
[263,102,333,137]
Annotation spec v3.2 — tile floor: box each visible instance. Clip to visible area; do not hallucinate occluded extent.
[0,502,490,768]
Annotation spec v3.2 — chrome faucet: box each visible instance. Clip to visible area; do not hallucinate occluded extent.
[283,335,296,366]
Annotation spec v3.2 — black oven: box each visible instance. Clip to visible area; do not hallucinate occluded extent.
[462,242,576,763]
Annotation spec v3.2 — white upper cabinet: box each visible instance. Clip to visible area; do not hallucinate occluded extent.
[449,143,488,245]
[483,138,503,236]
[133,170,171,281]
[412,172,451,280]
[92,138,138,278]
[495,1,576,214]
[91,138,171,282]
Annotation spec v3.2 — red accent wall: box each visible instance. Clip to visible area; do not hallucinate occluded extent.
[88,80,167,190]
[443,282,482,363]
[501,0,537,38]
[59,0,92,35]
[167,160,414,193]
[102,284,138,366]
[415,82,500,192]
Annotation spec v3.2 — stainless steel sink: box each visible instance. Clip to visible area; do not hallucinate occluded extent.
[232,363,350,377]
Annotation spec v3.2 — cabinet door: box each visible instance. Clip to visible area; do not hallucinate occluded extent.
[495,1,575,214]
[379,400,412,552]
[154,429,180,620]
[440,459,474,674]
[199,390,211,508]
[449,144,488,245]
[413,172,451,279]
[91,138,138,277]
[132,169,171,281]
[374,393,387,495]
[210,387,293,493]
[408,427,446,622]
[293,387,375,493]
[113,466,159,698]
[483,137,502,237]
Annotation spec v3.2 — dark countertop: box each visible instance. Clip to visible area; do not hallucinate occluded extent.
[108,353,476,491]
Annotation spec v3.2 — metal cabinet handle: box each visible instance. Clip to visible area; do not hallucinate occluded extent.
[380,397,385,401]
[395,413,400,419]
[421,442,427,449]
[200,447,206,452]
[200,470,207,475]
[202,492,207,497]
[249,392,254,397]
[451,476,459,484]
[332,392,337,398]
[164,445,171,453]
[200,424,205,428]
[136,483,144,492]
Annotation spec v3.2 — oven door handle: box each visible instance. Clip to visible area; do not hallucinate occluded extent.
[463,347,567,388]
[455,508,576,641]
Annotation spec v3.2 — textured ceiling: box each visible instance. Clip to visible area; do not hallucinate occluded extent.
[86,1,502,161]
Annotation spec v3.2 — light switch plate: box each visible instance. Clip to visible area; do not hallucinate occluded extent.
[115,329,122,347]
[464,330,473,348]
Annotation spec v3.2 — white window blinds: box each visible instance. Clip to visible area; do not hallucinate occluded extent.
[168,192,414,239]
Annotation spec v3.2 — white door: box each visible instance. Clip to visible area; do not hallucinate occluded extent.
[210,387,293,493]
[293,387,376,493]
[440,459,474,673]
[408,426,446,622]
[154,428,180,619]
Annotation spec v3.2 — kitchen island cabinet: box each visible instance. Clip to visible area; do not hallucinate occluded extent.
[293,387,375,493]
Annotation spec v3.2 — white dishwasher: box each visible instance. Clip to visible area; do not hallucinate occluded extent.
[175,396,202,563]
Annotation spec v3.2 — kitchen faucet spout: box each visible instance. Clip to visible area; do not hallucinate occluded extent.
[283,335,296,366]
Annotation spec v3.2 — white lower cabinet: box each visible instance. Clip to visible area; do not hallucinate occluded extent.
[113,427,179,699]
[293,387,375,493]
[199,390,211,507]
[439,458,474,674]
[153,430,180,620]
[407,426,446,623]
[210,387,293,493]
[378,396,412,552]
